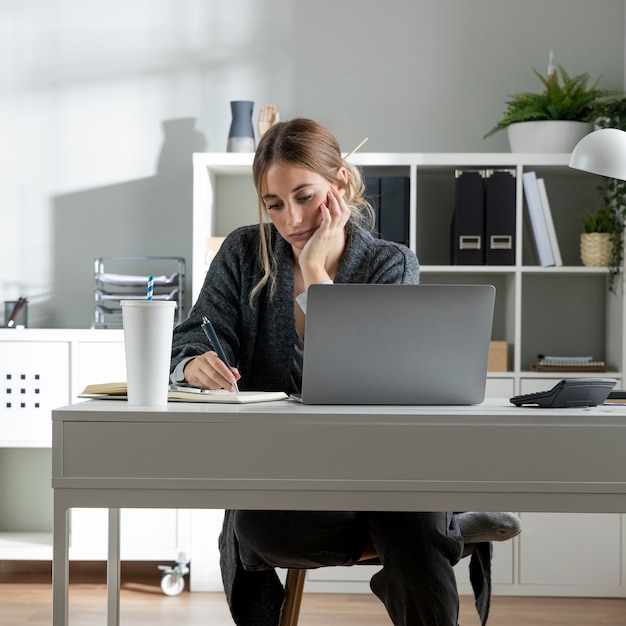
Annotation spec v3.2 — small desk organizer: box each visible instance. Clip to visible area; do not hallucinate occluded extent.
[93,256,185,329]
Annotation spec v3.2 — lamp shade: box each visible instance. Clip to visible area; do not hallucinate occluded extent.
[569,128,626,181]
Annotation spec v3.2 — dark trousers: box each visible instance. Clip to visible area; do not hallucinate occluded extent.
[233,510,463,626]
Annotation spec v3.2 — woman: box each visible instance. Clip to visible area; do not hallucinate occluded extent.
[170,118,519,625]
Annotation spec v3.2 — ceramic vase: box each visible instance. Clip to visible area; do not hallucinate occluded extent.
[227,101,255,152]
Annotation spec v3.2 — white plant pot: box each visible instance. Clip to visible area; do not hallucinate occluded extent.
[507,121,592,153]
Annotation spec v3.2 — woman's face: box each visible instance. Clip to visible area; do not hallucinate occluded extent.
[261,161,344,250]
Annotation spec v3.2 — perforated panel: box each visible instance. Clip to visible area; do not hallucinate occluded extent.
[1,342,70,446]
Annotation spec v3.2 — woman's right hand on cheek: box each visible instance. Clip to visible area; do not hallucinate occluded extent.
[300,188,349,268]
[183,353,241,391]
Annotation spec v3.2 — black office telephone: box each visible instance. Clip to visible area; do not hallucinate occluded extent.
[510,378,617,408]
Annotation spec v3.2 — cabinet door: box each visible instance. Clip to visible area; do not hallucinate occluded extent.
[0,341,70,446]
[485,377,515,398]
[70,508,190,561]
[520,513,621,588]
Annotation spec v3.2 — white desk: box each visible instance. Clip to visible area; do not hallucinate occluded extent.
[52,398,626,626]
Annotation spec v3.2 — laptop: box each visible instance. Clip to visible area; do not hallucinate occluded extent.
[299,283,495,405]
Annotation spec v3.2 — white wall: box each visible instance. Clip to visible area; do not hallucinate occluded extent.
[1,0,624,328]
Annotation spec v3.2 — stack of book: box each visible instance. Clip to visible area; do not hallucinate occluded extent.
[530,355,607,373]
[522,171,562,267]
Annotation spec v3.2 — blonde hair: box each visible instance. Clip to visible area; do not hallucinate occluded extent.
[250,118,374,302]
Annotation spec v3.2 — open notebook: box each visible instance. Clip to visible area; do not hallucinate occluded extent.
[79,382,287,404]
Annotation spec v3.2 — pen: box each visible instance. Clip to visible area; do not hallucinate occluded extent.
[7,296,27,328]
[201,316,239,393]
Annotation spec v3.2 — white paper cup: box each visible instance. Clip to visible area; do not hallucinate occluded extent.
[121,300,177,406]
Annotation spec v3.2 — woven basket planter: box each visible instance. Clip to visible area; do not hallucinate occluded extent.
[580,232,612,267]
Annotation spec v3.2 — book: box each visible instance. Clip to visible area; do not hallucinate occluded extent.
[538,355,594,363]
[530,364,608,372]
[79,382,288,404]
[522,171,555,266]
[536,178,563,266]
[530,357,607,372]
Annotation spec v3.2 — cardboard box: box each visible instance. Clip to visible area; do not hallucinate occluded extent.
[488,340,508,372]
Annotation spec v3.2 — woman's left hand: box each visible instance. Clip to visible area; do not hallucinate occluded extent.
[299,187,350,277]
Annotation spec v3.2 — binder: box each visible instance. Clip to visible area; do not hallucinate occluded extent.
[451,169,485,265]
[364,176,382,237]
[485,169,516,265]
[537,177,563,266]
[522,171,555,266]
[379,176,410,246]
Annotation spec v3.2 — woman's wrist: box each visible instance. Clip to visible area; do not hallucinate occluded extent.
[295,279,334,314]
[299,260,332,288]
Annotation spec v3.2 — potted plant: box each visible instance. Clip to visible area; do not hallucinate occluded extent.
[579,203,624,292]
[484,64,614,152]
[580,205,613,266]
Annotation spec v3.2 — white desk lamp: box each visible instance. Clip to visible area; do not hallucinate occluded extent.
[569,127,626,180]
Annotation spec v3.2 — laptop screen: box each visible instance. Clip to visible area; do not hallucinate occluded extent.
[300,283,495,405]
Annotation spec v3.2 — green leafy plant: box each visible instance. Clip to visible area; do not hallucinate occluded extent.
[484,65,613,139]
[580,206,615,233]
[591,98,626,291]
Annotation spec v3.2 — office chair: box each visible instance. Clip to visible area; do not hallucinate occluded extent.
[278,542,495,626]
[279,569,307,626]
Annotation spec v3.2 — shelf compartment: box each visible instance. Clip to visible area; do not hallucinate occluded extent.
[521,167,602,267]
[520,273,612,371]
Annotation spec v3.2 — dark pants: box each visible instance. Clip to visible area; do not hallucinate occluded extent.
[233,510,463,626]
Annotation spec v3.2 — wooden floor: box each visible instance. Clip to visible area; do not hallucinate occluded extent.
[2,581,626,625]
[1,562,625,625]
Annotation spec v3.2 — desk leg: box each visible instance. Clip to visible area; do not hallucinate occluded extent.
[52,495,69,626]
[107,508,121,626]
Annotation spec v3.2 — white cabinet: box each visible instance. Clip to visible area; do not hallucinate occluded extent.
[519,513,624,596]
[1,340,70,447]
[0,329,187,565]
[191,152,626,597]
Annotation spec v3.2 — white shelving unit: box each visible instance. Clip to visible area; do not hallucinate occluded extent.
[191,151,626,598]
[193,151,625,398]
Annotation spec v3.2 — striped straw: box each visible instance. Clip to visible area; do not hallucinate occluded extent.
[146,275,154,301]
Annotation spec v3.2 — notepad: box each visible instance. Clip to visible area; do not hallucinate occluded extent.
[79,382,288,404]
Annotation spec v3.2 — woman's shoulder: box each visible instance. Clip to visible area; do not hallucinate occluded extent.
[223,224,261,245]
[218,224,266,257]
[344,221,419,283]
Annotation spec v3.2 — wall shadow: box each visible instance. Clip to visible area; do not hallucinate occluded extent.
[51,118,206,329]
